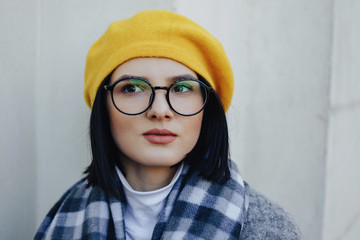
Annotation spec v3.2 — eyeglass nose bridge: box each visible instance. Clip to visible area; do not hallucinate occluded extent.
[153,86,169,91]
[148,86,172,109]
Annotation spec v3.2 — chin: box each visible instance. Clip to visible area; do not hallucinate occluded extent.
[148,159,183,167]
[137,155,184,168]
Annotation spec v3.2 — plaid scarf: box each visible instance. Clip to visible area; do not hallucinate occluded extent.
[35,162,249,239]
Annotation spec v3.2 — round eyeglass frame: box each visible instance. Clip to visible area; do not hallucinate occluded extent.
[104,77,213,116]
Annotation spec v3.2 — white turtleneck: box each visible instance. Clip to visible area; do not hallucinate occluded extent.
[116,164,183,240]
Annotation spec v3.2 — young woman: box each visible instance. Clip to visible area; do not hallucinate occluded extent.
[35,10,301,239]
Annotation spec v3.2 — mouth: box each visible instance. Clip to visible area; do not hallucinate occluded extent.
[143,128,177,144]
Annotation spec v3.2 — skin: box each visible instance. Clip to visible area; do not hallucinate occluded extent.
[107,58,203,191]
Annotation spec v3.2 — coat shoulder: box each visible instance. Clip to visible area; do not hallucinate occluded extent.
[34,179,102,239]
[241,183,302,240]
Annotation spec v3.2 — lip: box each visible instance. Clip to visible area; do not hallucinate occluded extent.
[143,128,177,144]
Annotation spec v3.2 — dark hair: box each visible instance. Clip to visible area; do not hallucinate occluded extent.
[84,74,230,199]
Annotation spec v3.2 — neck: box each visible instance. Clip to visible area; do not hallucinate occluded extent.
[120,158,179,192]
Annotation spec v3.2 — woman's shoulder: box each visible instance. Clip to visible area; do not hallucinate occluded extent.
[46,179,96,212]
[241,182,302,240]
[35,179,107,239]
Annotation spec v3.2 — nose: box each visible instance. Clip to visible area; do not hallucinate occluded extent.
[146,90,174,120]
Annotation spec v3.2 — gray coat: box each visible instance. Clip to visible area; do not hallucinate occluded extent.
[241,186,302,239]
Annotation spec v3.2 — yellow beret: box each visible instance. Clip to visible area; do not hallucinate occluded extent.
[84,10,234,111]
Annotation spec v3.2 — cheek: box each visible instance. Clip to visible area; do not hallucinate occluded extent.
[107,101,134,149]
[184,112,204,148]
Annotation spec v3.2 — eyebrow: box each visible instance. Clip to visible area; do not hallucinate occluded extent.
[169,74,198,82]
[115,74,198,83]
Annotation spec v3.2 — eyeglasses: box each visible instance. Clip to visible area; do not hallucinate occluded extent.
[104,77,213,116]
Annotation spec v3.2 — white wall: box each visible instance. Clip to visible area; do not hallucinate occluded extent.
[322,0,360,239]
[0,0,359,239]
[0,0,37,239]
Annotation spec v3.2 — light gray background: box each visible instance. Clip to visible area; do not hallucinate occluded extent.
[0,0,359,239]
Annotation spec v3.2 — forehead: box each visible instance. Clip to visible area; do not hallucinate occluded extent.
[110,58,197,84]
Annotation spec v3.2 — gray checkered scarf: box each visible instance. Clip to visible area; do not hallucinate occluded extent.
[35,162,249,239]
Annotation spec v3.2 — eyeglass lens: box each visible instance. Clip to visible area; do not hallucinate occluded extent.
[111,78,207,115]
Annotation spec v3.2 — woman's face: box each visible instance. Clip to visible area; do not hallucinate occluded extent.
[107,58,203,169]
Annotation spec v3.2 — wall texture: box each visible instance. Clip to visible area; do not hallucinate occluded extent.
[0,0,359,239]
[0,0,37,239]
[322,0,360,239]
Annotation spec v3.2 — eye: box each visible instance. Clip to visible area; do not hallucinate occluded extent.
[172,82,193,93]
[121,84,143,93]
[115,78,150,95]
